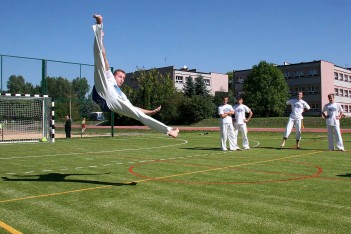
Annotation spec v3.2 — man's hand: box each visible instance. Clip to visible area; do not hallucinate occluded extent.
[151,106,161,115]
[93,14,103,24]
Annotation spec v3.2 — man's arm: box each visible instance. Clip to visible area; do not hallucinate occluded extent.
[137,106,161,116]
[93,14,110,72]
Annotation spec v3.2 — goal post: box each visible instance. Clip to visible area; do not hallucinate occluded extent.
[0,93,55,143]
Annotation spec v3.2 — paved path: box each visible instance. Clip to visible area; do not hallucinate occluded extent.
[64,125,351,133]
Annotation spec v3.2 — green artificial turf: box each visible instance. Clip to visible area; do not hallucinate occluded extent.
[0,131,350,233]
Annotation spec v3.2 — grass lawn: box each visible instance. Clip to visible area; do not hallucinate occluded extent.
[0,131,350,233]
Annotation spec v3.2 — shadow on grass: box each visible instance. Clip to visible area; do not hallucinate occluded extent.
[180,147,220,151]
[1,173,137,186]
[337,173,351,178]
[255,146,323,151]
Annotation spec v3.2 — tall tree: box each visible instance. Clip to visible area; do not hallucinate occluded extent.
[183,76,195,97]
[243,61,289,117]
[132,68,179,124]
[46,76,74,98]
[194,75,210,96]
[72,77,90,99]
[7,75,39,94]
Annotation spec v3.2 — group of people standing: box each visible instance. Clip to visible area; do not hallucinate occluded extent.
[219,92,346,152]
[218,96,253,151]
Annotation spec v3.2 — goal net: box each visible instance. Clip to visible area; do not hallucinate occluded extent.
[0,94,55,143]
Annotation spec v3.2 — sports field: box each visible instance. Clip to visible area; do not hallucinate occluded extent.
[0,131,350,233]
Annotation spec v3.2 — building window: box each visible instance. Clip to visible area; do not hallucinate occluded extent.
[335,88,338,95]
[339,73,344,81]
[295,87,304,93]
[349,90,351,97]
[308,86,318,94]
[345,90,349,97]
[284,72,291,78]
[175,76,183,83]
[310,104,320,112]
[294,71,303,77]
[204,79,211,86]
[339,89,343,96]
[345,105,349,113]
[334,72,338,80]
[308,69,318,76]
[345,75,349,82]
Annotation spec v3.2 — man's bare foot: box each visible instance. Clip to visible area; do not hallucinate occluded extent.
[93,14,103,24]
[168,128,179,138]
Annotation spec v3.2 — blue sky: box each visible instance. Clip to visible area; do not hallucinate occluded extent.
[1,0,350,86]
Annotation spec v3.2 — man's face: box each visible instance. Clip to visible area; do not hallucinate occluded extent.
[238,98,243,104]
[297,92,303,100]
[328,95,334,103]
[223,98,229,104]
[114,71,126,87]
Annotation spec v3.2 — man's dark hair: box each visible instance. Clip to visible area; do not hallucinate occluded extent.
[113,69,126,76]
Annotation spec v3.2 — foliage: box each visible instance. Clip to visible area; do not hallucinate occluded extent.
[72,77,90,99]
[178,95,216,125]
[132,68,179,124]
[46,76,74,99]
[243,61,289,117]
[194,74,210,96]
[7,75,40,94]
[183,76,196,97]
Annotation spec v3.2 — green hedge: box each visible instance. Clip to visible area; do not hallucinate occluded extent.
[192,117,351,129]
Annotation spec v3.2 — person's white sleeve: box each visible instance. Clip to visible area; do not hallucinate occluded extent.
[93,24,108,98]
[304,101,311,110]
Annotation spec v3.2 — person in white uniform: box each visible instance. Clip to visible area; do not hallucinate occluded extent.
[232,97,253,150]
[218,96,240,151]
[322,93,345,151]
[281,92,310,149]
[92,15,179,138]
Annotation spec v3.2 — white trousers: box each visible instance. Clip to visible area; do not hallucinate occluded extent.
[327,125,344,150]
[220,123,237,151]
[284,118,302,140]
[93,24,171,134]
[234,123,249,148]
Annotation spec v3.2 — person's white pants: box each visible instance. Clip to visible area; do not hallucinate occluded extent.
[327,125,344,150]
[234,123,249,149]
[220,123,237,151]
[284,118,302,140]
[92,24,171,134]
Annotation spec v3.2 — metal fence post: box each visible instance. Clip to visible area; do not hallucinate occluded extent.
[0,55,2,92]
[41,59,47,95]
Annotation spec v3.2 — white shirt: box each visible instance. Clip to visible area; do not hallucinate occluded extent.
[233,104,251,125]
[105,70,128,101]
[218,104,234,124]
[287,99,310,120]
[323,102,343,126]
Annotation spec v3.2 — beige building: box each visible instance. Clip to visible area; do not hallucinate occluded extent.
[125,66,228,96]
[234,60,351,117]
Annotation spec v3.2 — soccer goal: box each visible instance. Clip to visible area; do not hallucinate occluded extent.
[0,93,55,143]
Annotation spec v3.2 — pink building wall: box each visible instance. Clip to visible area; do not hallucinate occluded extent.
[320,61,335,109]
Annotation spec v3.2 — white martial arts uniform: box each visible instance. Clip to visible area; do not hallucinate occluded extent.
[92,24,171,135]
[283,99,310,140]
[233,104,251,149]
[323,102,345,151]
[218,104,238,151]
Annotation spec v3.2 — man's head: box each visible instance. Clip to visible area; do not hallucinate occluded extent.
[222,96,229,104]
[328,93,335,103]
[113,69,126,87]
[297,92,303,100]
[237,96,243,104]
